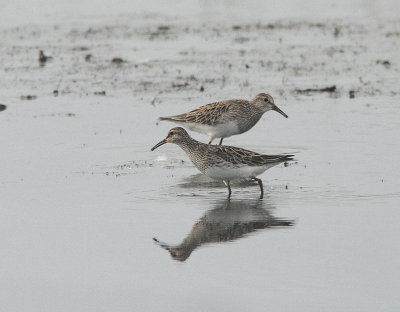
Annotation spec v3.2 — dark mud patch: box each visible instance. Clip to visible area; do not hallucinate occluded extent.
[1,15,399,103]
[83,158,194,178]
[72,46,90,51]
[172,82,189,89]
[147,25,173,39]
[20,95,37,100]
[38,50,53,66]
[33,112,76,118]
[106,159,192,172]
[376,60,391,68]
[295,85,336,95]
[111,57,126,64]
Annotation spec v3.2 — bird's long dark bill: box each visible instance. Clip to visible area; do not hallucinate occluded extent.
[274,105,288,118]
[151,139,167,151]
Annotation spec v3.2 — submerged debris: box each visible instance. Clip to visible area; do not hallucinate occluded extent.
[38,50,53,66]
[85,54,93,62]
[296,85,336,94]
[0,104,6,112]
[72,46,89,51]
[94,91,106,96]
[157,25,170,31]
[349,90,355,98]
[152,25,170,35]
[234,37,250,43]
[111,57,126,64]
[334,26,341,37]
[376,60,391,68]
[33,112,76,118]
[172,82,189,89]
[21,95,37,100]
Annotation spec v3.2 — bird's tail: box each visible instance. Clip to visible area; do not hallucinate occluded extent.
[280,154,295,161]
[262,154,295,163]
[158,114,186,122]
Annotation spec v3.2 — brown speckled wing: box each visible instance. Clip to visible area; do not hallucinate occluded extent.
[163,99,246,126]
[213,146,293,167]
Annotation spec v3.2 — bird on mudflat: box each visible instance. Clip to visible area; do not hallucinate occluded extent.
[159,93,288,145]
[151,127,294,198]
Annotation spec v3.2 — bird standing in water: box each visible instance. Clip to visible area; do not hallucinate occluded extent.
[159,93,288,145]
[151,127,293,198]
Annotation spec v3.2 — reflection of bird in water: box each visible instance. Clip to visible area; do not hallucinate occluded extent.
[177,173,262,190]
[153,199,294,262]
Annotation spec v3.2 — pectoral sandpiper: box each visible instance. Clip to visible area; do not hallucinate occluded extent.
[159,93,288,145]
[151,127,293,198]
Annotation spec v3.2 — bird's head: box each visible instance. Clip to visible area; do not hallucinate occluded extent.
[252,93,288,118]
[151,127,190,151]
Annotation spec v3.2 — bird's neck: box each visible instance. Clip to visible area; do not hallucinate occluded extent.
[177,137,202,154]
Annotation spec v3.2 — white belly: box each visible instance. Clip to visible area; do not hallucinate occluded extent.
[185,121,240,139]
[204,165,270,181]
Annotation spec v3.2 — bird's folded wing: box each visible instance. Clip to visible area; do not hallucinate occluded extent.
[212,146,291,166]
[162,100,242,126]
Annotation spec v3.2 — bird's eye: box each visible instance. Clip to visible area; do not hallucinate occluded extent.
[264,98,269,102]
[169,131,174,136]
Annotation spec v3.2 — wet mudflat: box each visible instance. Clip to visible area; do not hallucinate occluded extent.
[1,1,400,311]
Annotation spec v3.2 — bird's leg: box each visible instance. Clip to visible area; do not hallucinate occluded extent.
[219,138,224,145]
[208,137,214,145]
[223,180,232,198]
[252,177,264,199]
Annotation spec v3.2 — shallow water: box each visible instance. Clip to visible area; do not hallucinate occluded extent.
[1,0,400,311]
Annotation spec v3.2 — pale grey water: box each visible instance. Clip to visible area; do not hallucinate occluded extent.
[1,0,400,311]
